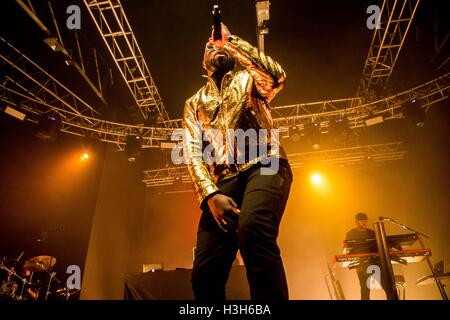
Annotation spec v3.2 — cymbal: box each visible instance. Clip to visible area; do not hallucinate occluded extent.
[23,256,56,272]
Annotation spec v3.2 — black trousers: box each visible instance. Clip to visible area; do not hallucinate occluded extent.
[357,267,372,300]
[191,159,292,300]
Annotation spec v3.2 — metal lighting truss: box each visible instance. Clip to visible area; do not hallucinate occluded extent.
[0,36,98,119]
[272,72,449,134]
[2,37,448,150]
[0,85,173,150]
[1,1,445,190]
[0,36,172,149]
[286,142,406,169]
[141,72,448,187]
[142,166,192,188]
[83,0,173,125]
[160,72,449,135]
[15,0,111,105]
[142,142,407,187]
[159,71,449,132]
[357,0,421,97]
[0,83,173,150]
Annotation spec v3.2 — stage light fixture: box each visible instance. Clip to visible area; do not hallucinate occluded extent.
[44,37,63,52]
[310,173,323,186]
[125,134,142,162]
[365,114,384,126]
[143,263,163,273]
[304,121,321,150]
[173,175,183,185]
[289,125,301,143]
[79,135,101,162]
[403,99,425,127]
[279,126,289,139]
[256,1,270,28]
[330,116,349,134]
[80,152,89,161]
[35,113,61,142]
[362,154,375,168]
[4,106,26,121]
[160,141,177,149]
[329,116,350,145]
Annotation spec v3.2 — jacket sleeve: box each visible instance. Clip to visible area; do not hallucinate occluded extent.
[183,98,220,209]
[223,35,286,102]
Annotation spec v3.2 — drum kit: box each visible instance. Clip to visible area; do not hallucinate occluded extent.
[0,255,79,300]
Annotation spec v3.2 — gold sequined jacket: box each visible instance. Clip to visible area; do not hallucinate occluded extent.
[183,35,287,207]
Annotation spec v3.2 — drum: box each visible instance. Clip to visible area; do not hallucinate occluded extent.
[0,279,19,300]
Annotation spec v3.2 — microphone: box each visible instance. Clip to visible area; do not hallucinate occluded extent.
[379,216,391,221]
[212,5,222,41]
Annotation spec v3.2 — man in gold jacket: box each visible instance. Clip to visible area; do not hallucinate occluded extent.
[183,24,292,300]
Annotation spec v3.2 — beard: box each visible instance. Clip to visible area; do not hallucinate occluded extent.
[206,53,236,73]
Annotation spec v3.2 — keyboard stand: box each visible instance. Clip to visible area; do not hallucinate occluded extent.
[374,221,399,300]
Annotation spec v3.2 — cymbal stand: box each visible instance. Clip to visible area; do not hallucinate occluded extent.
[18,272,33,301]
[45,272,53,301]
[44,270,60,301]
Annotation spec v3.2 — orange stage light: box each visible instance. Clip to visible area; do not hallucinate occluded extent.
[310,173,323,186]
[80,152,89,161]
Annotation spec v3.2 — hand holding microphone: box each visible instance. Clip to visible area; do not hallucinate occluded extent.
[212,5,221,41]
[209,5,231,48]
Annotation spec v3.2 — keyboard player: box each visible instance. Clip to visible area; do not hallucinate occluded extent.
[344,213,387,300]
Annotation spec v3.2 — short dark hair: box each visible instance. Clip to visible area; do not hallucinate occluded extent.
[355,212,368,220]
